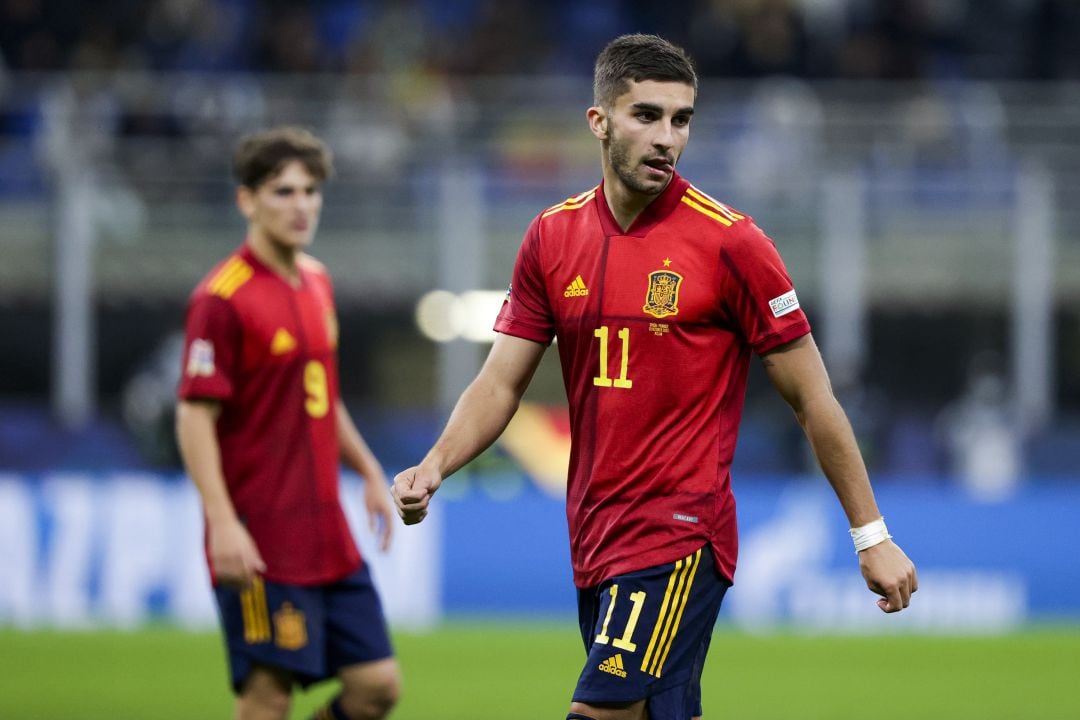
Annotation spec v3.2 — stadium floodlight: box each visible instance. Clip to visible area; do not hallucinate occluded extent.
[415,289,462,342]
[415,289,506,343]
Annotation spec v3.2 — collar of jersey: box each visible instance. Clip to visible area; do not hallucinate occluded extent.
[238,240,306,289]
[595,171,689,238]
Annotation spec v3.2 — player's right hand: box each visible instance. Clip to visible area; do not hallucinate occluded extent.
[208,518,266,590]
[392,464,442,525]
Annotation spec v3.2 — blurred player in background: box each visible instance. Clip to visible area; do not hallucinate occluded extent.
[176,127,400,720]
[393,34,916,720]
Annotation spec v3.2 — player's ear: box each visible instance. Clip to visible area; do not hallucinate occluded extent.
[236,185,255,219]
[587,106,608,141]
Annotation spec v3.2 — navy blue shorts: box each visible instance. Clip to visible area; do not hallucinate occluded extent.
[214,563,393,692]
[573,545,729,719]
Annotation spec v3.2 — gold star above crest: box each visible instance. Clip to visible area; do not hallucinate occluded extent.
[663,257,672,267]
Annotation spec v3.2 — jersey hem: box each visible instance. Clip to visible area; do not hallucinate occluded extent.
[213,555,363,588]
[572,540,733,589]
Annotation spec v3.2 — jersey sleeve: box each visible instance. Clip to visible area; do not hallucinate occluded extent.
[720,222,811,354]
[493,215,555,344]
[177,293,242,401]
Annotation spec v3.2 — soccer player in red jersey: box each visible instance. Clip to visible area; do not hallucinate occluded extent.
[393,35,917,720]
[176,127,400,720]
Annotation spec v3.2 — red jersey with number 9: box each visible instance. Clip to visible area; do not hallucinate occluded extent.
[178,243,360,586]
[494,173,811,588]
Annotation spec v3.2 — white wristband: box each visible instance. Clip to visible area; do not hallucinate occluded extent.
[850,516,891,553]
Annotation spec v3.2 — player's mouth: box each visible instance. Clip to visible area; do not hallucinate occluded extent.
[642,157,674,179]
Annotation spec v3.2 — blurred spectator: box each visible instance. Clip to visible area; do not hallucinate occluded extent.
[1026,0,1080,80]
[729,76,823,204]
[121,332,183,466]
[688,0,812,78]
[3,0,1079,80]
[0,0,69,70]
[936,353,1021,501]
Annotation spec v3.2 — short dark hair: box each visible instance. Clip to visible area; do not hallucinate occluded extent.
[593,34,697,108]
[232,126,334,189]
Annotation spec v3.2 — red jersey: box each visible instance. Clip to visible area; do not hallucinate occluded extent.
[178,243,361,586]
[494,173,811,588]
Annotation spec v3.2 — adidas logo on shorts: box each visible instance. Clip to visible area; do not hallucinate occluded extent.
[598,653,627,678]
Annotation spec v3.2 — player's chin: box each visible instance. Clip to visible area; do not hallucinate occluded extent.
[636,170,670,194]
[278,230,315,248]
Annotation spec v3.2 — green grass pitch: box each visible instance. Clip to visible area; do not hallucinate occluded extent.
[1,623,1077,719]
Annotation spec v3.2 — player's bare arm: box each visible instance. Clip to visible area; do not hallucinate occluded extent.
[175,399,266,588]
[761,334,918,613]
[336,400,394,551]
[392,333,546,525]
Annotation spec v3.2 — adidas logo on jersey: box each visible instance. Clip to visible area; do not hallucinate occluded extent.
[598,653,627,678]
[271,328,297,355]
[564,275,589,298]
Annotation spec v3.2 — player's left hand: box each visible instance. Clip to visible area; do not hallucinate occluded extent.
[859,539,918,613]
[364,475,395,552]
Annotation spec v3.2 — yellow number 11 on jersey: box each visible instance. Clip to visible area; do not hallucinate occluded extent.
[593,326,633,389]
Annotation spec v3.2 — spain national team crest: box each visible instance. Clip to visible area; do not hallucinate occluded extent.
[643,270,683,318]
[273,602,308,651]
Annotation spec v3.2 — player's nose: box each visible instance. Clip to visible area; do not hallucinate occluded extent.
[652,122,676,151]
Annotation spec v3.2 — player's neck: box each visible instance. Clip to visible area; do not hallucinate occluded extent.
[247,231,302,285]
[601,167,665,233]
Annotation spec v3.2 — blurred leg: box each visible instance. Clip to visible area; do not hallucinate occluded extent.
[568,699,647,720]
[235,665,292,720]
[335,657,401,720]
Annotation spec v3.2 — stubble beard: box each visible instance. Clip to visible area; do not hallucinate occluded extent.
[607,128,666,196]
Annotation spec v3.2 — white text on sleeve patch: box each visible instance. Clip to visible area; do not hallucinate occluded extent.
[768,289,800,318]
[186,338,216,377]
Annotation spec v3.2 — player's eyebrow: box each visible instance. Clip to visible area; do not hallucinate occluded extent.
[630,102,695,116]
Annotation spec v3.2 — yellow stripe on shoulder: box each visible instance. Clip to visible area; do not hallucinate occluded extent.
[542,187,598,218]
[685,186,745,222]
[207,257,243,292]
[680,196,732,226]
[208,257,254,299]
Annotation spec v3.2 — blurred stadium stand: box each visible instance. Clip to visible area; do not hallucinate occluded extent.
[1,0,1079,488]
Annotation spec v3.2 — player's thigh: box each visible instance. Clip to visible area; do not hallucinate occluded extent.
[572,545,728,718]
[568,698,648,720]
[323,565,395,674]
